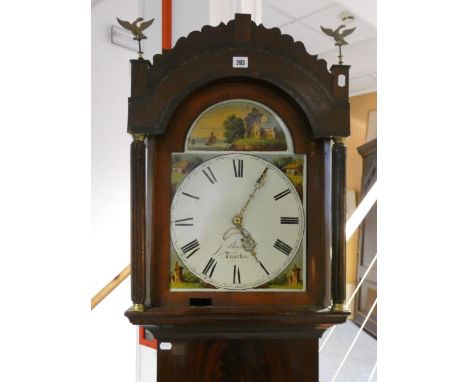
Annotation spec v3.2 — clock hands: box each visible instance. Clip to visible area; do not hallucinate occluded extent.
[239,228,258,261]
[222,226,258,262]
[231,167,269,261]
[256,166,269,185]
[232,167,268,227]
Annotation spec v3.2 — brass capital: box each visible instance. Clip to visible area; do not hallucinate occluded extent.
[333,136,347,145]
[133,134,146,142]
[331,303,350,313]
[129,303,145,312]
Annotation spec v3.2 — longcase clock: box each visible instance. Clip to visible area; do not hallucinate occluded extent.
[124,14,350,381]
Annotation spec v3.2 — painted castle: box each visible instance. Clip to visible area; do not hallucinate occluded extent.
[244,107,276,139]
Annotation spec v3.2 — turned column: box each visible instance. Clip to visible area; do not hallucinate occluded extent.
[331,136,348,312]
[129,133,146,312]
[329,64,350,312]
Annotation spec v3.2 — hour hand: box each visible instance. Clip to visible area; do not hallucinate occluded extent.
[240,228,259,262]
[241,230,256,251]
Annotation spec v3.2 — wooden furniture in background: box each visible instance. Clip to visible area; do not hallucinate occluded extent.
[354,138,377,337]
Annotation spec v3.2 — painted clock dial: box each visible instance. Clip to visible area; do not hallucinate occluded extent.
[170,153,305,290]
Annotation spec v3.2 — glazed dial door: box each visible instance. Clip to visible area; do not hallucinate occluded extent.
[170,153,305,290]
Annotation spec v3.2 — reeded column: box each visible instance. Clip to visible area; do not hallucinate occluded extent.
[129,133,146,312]
[331,136,348,312]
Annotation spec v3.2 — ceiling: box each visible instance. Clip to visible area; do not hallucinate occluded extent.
[261,0,377,96]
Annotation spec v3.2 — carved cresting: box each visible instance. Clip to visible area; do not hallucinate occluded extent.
[129,133,146,312]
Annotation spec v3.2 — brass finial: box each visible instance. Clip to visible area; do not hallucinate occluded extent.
[320,25,356,65]
[116,17,155,59]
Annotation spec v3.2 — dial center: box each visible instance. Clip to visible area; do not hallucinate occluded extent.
[232,214,243,226]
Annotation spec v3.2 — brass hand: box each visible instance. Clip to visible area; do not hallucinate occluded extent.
[232,167,268,227]
[239,228,259,262]
[221,226,258,262]
[230,167,268,262]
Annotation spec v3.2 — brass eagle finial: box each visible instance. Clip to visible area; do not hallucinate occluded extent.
[320,24,356,65]
[116,17,155,59]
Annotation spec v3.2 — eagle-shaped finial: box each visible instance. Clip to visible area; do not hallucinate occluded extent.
[320,24,356,65]
[116,17,155,59]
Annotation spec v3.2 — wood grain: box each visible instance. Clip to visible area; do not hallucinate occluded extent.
[331,140,347,306]
[127,14,349,138]
[157,339,318,382]
[131,138,146,306]
[147,81,328,308]
[126,306,347,339]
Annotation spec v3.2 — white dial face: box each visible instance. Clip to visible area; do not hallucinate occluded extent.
[170,153,305,290]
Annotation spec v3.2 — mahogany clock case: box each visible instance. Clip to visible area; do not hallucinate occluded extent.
[125,13,350,318]
[148,81,331,308]
[124,15,350,381]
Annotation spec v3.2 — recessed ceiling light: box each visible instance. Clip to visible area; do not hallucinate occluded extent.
[340,11,355,24]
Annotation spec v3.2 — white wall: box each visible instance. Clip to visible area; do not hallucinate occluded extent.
[172,0,263,44]
[208,0,262,26]
[91,0,143,380]
[142,0,162,56]
[137,341,157,382]
[173,0,210,44]
[210,0,236,25]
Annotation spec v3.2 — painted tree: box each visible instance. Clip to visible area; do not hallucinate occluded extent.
[187,156,203,171]
[273,156,294,170]
[223,114,245,143]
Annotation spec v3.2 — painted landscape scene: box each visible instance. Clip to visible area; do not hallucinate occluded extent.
[187,101,288,151]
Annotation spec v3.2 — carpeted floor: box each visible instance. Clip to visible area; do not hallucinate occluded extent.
[319,321,377,382]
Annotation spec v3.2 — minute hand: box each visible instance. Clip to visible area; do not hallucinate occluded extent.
[235,167,269,224]
[255,167,268,187]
